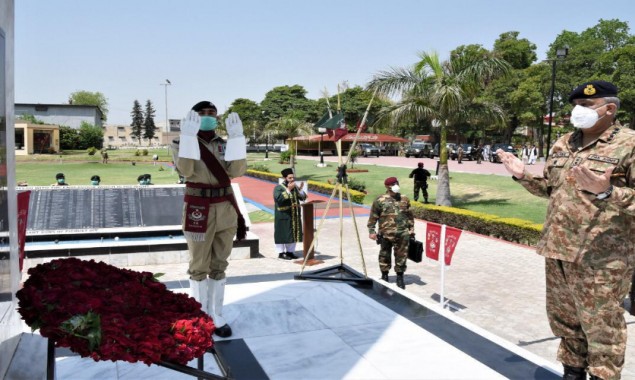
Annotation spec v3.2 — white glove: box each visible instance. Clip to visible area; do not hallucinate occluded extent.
[178,110,201,160]
[224,112,246,161]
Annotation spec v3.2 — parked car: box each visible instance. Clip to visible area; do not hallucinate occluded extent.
[405,142,433,158]
[357,143,381,157]
[432,143,457,159]
[450,144,479,161]
[489,143,518,163]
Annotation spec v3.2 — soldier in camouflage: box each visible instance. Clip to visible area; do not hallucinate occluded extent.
[367,177,415,289]
[497,80,635,380]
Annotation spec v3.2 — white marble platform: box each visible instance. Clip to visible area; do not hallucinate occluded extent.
[8,279,561,380]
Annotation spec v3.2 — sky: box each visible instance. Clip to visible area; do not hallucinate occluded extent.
[14,0,635,126]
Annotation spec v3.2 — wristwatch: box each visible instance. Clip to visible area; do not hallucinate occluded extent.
[595,185,613,200]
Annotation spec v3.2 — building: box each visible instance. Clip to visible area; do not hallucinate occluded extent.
[14,122,60,155]
[103,119,180,149]
[15,103,103,128]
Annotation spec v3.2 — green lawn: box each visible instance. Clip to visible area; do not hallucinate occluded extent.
[15,149,548,224]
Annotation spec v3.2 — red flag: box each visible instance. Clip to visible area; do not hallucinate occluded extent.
[444,226,462,265]
[17,191,31,272]
[425,222,441,261]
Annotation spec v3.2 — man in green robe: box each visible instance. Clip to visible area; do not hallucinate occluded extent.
[273,168,307,260]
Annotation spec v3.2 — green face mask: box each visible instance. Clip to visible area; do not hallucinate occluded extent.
[91,181,99,186]
[200,116,218,131]
[57,179,65,184]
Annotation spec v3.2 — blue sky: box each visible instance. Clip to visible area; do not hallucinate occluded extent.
[15,0,635,125]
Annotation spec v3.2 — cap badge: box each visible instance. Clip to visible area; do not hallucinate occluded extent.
[583,85,596,96]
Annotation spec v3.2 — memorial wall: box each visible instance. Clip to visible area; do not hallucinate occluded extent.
[23,185,185,235]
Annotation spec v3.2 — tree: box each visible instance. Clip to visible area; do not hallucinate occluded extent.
[130,100,144,145]
[226,98,264,144]
[77,122,104,150]
[143,100,157,143]
[59,125,80,150]
[493,31,537,70]
[368,49,510,206]
[266,111,313,173]
[260,85,316,125]
[68,90,109,121]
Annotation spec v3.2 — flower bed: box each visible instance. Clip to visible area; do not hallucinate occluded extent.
[17,258,214,366]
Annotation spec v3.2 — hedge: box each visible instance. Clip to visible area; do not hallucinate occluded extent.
[246,169,543,246]
[246,169,366,204]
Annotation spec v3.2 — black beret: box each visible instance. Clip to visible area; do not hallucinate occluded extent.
[191,101,217,112]
[91,175,100,181]
[56,173,65,179]
[137,174,145,181]
[281,168,294,177]
[568,80,618,103]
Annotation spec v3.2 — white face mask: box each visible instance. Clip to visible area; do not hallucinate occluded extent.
[570,104,605,129]
[390,184,400,193]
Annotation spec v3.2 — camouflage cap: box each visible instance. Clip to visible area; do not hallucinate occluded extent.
[568,80,618,103]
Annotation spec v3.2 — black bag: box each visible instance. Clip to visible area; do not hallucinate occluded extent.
[408,238,423,263]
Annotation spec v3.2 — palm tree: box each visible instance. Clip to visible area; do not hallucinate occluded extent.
[367,51,510,206]
[265,111,313,173]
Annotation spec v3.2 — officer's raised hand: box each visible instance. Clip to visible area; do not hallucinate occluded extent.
[497,149,525,179]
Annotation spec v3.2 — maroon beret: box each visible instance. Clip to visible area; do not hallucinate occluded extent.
[384,177,398,186]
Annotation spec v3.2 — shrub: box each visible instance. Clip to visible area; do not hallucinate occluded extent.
[346,176,366,192]
[142,149,149,156]
[279,150,291,164]
[87,147,98,156]
[249,163,271,172]
[135,150,141,156]
[245,169,366,204]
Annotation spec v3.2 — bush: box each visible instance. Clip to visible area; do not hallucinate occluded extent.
[87,147,98,155]
[142,149,149,156]
[409,202,543,246]
[135,150,141,156]
[346,176,366,192]
[245,169,366,204]
[279,151,291,164]
[249,163,271,172]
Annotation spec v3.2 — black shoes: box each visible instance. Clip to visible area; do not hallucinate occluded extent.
[380,272,389,282]
[278,252,297,260]
[396,273,405,289]
[562,365,586,380]
[214,323,233,338]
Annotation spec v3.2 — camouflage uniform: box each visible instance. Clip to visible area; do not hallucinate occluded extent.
[367,192,415,274]
[515,126,635,379]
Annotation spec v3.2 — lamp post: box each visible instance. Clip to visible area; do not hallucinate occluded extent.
[545,48,568,159]
[318,127,327,167]
[160,79,171,146]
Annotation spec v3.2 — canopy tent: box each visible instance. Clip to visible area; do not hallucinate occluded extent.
[290,133,408,156]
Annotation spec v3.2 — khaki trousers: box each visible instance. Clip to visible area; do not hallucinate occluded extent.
[184,201,237,281]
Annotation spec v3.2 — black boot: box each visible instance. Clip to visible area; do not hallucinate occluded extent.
[563,365,586,380]
[396,273,405,289]
[214,324,233,338]
[381,272,389,282]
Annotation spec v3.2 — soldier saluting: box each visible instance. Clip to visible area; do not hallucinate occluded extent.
[367,177,415,289]
[497,80,635,380]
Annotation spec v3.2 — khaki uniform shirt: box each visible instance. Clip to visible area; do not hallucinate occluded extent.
[516,126,635,264]
[172,136,247,184]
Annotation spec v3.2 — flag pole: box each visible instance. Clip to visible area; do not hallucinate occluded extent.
[440,224,446,309]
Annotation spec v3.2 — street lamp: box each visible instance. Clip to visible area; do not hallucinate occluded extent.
[545,47,568,159]
[318,127,327,167]
[160,79,171,146]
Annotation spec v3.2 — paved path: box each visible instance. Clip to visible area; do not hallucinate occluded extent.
[228,162,635,379]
